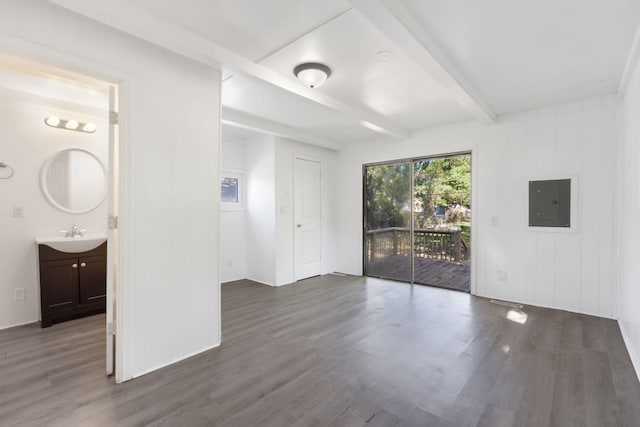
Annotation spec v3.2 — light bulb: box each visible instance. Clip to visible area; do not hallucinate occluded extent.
[45,116,61,127]
[82,122,96,133]
[66,120,79,130]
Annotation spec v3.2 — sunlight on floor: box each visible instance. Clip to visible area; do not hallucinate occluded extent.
[506,309,528,325]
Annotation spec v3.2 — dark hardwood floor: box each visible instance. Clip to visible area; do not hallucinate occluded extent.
[1,275,639,426]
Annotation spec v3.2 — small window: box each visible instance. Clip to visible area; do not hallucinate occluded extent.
[220,170,244,210]
[221,177,239,203]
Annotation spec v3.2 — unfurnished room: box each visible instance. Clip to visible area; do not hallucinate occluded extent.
[1,0,640,426]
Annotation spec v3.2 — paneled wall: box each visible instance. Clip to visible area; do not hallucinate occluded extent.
[240,134,339,286]
[245,134,277,285]
[619,60,640,377]
[0,0,222,380]
[220,135,247,282]
[337,94,617,318]
[274,137,338,285]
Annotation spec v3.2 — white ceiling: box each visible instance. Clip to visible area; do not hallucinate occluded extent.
[128,0,351,62]
[70,0,640,147]
[259,9,469,131]
[399,0,640,114]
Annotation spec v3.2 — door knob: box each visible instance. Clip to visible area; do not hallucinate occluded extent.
[297,224,302,228]
[72,263,78,269]
[80,262,87,268]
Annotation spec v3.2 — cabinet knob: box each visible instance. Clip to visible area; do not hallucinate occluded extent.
[80,262,87,268]
[72,263,78,269]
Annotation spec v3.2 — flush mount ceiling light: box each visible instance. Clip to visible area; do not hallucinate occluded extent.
[44,116,96,134]
[293,62,331,88]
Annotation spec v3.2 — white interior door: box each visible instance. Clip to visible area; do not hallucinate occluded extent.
[105,85,119,376]
[294,158,322,280]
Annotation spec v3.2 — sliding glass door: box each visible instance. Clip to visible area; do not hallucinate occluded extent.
[364,154,471,292]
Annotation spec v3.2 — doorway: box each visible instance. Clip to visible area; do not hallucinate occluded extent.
[0,52,122,377]
[363,153,471,292]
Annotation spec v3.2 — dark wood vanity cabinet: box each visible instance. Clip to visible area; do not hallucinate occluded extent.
[38,242,107,327]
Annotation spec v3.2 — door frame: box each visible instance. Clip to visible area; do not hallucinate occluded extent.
[292,155,322,281]
[362,150,477,294]
[0,33,132,382]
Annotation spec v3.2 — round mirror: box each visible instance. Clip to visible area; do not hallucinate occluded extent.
[40,149,107,214]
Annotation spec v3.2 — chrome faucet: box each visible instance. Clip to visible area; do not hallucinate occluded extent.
[61,225,86,238]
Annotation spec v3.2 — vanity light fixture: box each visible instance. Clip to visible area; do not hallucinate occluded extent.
[44,116,96,133]
[293,62,331,88]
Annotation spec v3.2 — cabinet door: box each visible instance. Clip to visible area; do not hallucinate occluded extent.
[78,255,106,306]
[40,259,79,312]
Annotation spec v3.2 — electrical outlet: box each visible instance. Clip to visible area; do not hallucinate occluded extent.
[225,259,233,267]
[14,288,26,301]
[498,270,508,282]
[13,206,24,218]
[491,216,499,226]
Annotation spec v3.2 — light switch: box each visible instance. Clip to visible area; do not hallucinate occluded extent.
[15,288,26,301]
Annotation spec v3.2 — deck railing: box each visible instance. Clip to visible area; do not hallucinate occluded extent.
[365,227,467,264]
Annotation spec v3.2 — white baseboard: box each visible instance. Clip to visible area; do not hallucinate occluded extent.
[131,341,221,380]
[618,320,640,383]
[246,276,277,287]
[0,319,39,331]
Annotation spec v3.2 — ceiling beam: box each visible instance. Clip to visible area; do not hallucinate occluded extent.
[48,0,410,139]
[222,108,345,151]
[347,0,497,125]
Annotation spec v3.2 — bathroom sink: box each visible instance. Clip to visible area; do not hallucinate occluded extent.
[35,233,108,253]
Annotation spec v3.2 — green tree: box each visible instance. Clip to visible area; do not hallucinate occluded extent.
[365,163,411,229]
[414,156,471,214]
[365,155,471,230]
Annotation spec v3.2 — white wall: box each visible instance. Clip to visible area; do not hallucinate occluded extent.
[0,0,222,380]
[0,87,108,329]
[232,134,339,287]
[245,134,276,285]
[618,60,640,378]
[220,135,247,282]
[337,94,617,319]
[274,137,338,285]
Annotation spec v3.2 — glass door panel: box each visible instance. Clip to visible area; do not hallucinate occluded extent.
[413,155,471,291]
[363,162,412,282]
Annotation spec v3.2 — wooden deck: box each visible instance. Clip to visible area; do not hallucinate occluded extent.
[366,255,471,292]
